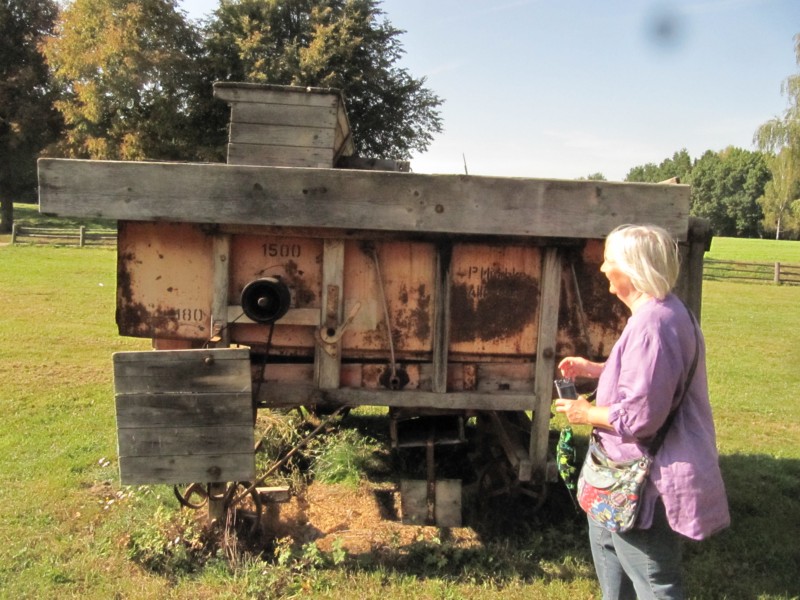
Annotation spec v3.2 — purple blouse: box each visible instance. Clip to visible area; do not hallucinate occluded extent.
[595,293,730,540]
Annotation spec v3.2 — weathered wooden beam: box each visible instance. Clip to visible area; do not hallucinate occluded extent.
[530,247,562,481]
[38,159,691,240]
[256,382,536,411]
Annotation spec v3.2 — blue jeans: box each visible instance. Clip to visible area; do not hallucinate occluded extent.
[588,499,684,600]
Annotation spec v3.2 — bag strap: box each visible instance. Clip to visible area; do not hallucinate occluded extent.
[648,302,700,456]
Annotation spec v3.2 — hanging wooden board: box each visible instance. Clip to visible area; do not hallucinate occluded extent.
[113,348,254,485]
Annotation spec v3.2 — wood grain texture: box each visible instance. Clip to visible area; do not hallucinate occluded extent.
[38,159,690,240]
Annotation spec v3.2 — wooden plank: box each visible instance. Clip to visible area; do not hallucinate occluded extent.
[315,239,345,389]
[38,159,691,240]
[226,143,334,168]
[432,242,452,393]
[674,217,711,321]
[229,122,336,149]
[529,247,562,480]
[119,453,255,486]
[231,102,337,127]
[113,348,251,394]
[255,382,536,411]
[117,425,253,457]
[228,305,319,326]
[214,83,341,108]
[211,235,231,345]
[115,392,253,427]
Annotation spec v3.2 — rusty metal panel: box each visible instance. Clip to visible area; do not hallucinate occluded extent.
[558,239,627,360]
[228,234,323,352]
[117,222,213,340]
[341,240,436,356]
[449,244,541,357]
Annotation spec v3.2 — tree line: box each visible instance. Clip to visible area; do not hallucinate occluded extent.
[1,1,798,239]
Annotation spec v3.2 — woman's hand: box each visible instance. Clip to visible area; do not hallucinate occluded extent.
[554,396,613,430]
[558,356,604,379]
[554,396,593,425]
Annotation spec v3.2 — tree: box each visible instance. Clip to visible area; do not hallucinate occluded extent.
[689,147,770,238]
[754,33,800,239]
[625,149,693,183]
[580,173,607,181]
[42,0,210,161]
[759,148,800,239]
[203,0,443,159]
[0,0,61,233]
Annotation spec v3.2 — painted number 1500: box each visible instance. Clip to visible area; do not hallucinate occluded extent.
[262,243,302,258]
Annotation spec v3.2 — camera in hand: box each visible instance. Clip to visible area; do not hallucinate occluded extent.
[555,378,578,399]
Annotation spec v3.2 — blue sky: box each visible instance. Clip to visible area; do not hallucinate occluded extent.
[179,0,799,181]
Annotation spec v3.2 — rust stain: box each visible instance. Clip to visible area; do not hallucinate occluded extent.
[558,245,627,359]
[388,283,432,349]
[450,271,539,343]
[116,248,182,338]
[283,259,316,307]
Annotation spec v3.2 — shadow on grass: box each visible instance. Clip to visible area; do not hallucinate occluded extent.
[684,453,800,600]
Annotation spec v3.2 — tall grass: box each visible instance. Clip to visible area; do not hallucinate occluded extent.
[1,237,798,598]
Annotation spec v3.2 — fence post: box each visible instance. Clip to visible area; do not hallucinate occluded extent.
[79,225,86,247]
[774,262,781,285]
[11,223,18,245]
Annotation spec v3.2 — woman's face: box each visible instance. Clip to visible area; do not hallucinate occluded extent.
[600,255,635,301]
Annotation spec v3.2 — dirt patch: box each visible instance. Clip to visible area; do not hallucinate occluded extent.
[256,480,482,557]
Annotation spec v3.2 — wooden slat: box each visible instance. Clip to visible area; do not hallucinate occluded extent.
[38,159,691,240]
[117,425,253,457]
[229,122,336,149]
[211,234,231,345]
[315,239,345,389]
[230,102,338,127]
[227,305,319,326]
[113,349,251,394]
[114,392,253,427]
[226,144,333,167]
[432,242,452,393]
[214,83,340,108]
[256,382,536,411]
[529,247,562,480]
[119,454,255,486]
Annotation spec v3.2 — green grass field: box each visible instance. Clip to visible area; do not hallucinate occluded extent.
[1,214,799,599]
[706,236,800,263]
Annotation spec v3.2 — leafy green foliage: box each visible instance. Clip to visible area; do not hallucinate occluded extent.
[0,0,61,232]
[203,0,443,159]
[625,148,693,184]
[43,0,209,161]
[690,147,770,237]
[759,140,800,240]
[754,34,800,240]
[627,147,771,238]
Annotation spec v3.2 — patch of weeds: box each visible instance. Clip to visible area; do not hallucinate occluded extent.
[126,505,211,576]
[308,428,382,487]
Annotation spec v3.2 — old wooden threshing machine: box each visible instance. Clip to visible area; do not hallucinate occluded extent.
[38,83,709,526]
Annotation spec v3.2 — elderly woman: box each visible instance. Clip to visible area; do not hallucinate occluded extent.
[555,224,729,600]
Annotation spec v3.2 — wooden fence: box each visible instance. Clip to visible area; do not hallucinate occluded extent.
[10,224,116,247]
[704,258,800,285]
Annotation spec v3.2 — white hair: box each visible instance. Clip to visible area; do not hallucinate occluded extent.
[604,224,680,299]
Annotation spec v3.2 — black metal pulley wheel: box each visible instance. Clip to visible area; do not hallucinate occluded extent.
[240,277,291,324]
